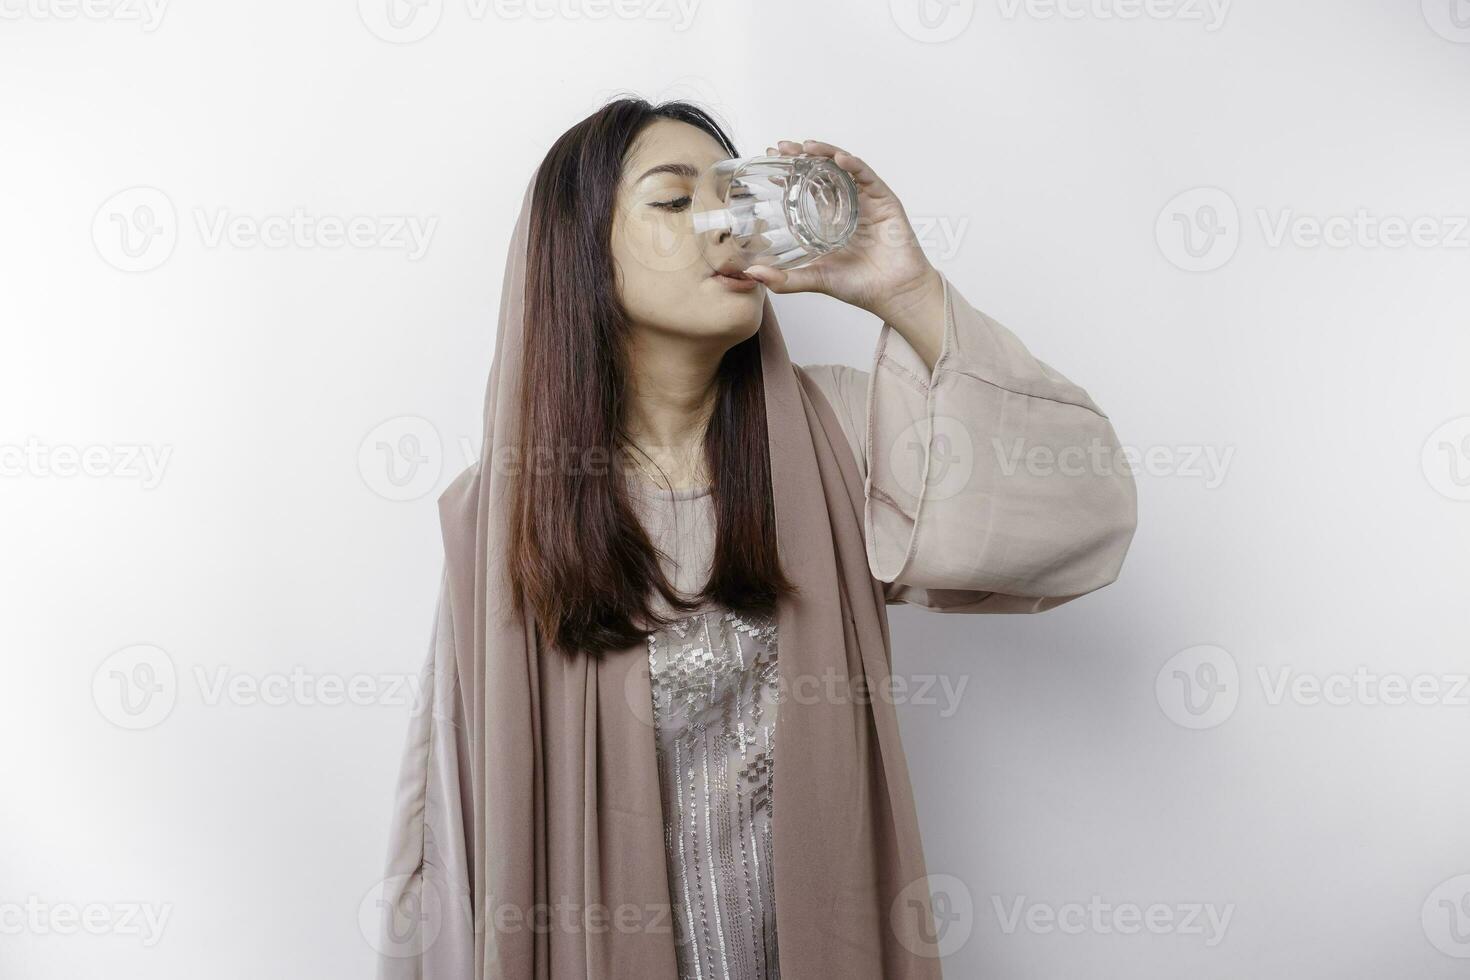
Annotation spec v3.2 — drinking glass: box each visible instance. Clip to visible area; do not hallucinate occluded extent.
[691,153,860,271]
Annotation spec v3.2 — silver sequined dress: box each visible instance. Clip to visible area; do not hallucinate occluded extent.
[626,472,783,980]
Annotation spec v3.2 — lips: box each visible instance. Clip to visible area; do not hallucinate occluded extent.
[708,262,761,292]
[710,261,752,280]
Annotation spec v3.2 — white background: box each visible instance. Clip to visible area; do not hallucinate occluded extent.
[3,0,1469,976]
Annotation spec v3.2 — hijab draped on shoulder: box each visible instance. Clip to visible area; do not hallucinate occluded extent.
[375,165,946,980]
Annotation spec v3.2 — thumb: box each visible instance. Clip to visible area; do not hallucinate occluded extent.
[744,263,824,295]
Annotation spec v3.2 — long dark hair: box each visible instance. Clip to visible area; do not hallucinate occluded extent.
[508,96,798,656]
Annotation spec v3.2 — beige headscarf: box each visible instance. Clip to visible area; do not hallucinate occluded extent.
[375,163,944,979]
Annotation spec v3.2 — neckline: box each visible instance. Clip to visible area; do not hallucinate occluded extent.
[624,469,713,500]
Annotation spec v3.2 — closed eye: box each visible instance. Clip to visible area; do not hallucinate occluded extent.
[650,196,692,212]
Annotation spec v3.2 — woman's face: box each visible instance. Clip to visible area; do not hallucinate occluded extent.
[610,119,766,346]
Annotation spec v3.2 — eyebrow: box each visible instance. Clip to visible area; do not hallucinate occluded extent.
[634,162,699,185]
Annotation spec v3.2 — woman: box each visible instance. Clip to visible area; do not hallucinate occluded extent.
[375,97,1137,980]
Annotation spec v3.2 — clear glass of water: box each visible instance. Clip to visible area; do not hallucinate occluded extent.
[691,154,860,271]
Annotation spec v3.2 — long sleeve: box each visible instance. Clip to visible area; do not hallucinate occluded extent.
[374,567,476,979]
[800,271,1137,613]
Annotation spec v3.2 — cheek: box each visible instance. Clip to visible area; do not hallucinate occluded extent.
[610,207,709,328]
[612,205,705,280]
[615,261,682,330]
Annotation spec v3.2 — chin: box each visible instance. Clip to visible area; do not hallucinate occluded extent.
[718,304,765,340]
[688,315,761,346]
[682,293,760,340]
